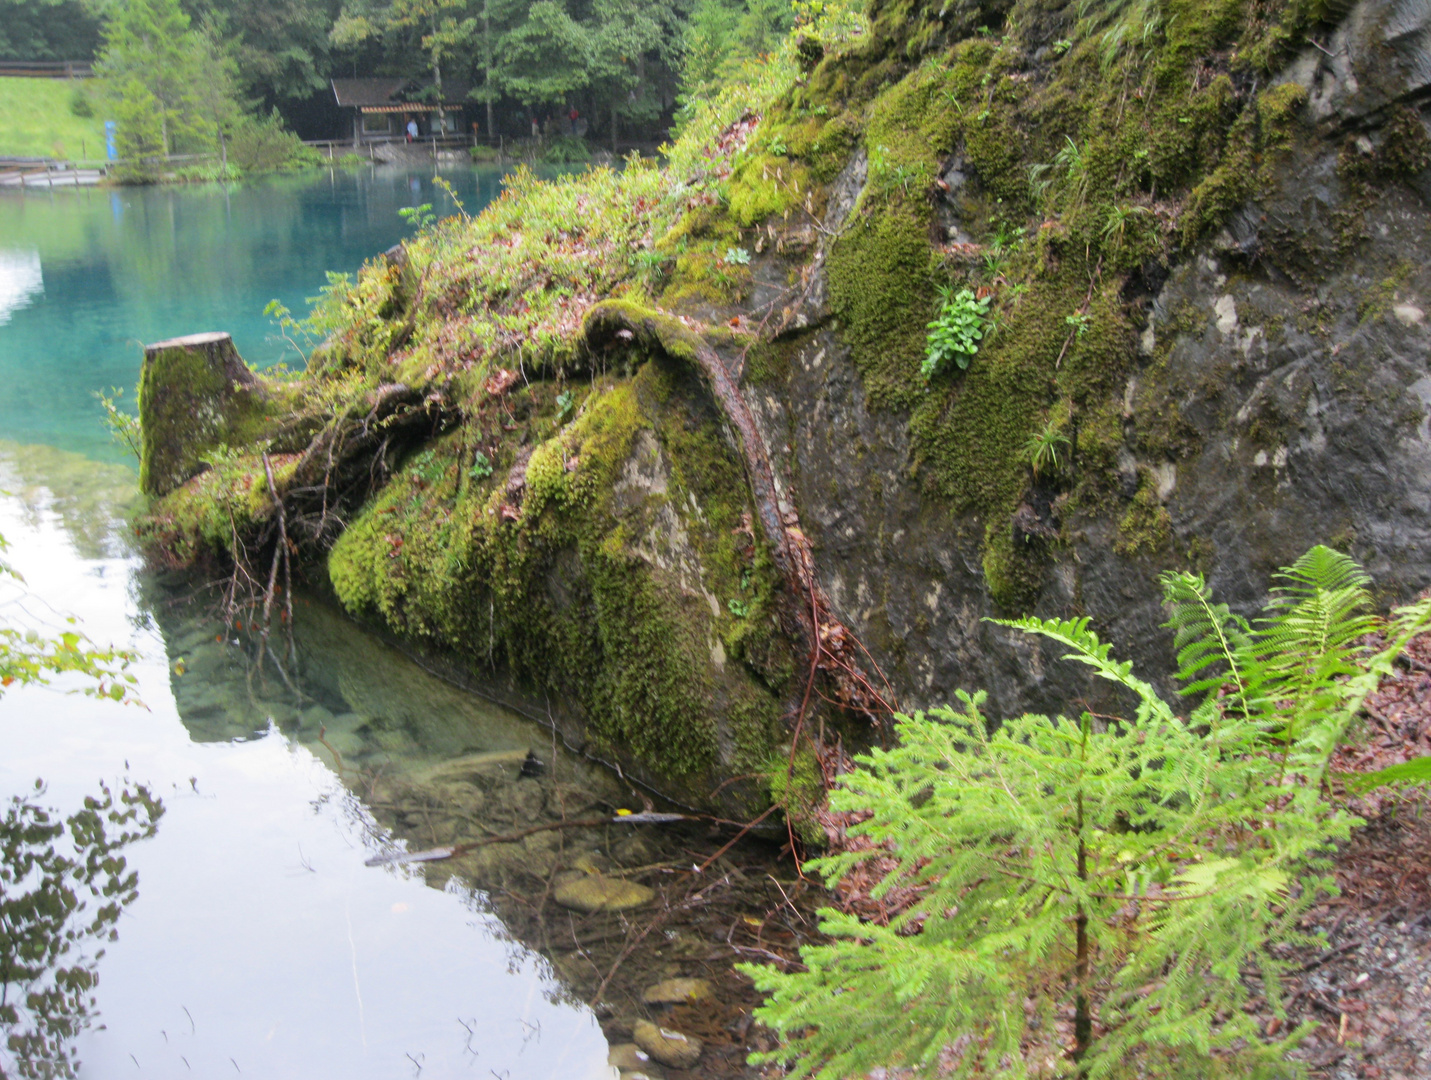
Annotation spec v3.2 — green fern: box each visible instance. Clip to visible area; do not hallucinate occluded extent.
[1159,568,1255,718]
[1162,546,1399,760]
[1347,755,1431,793]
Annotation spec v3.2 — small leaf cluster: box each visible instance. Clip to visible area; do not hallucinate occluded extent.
[397,202,437,232]
[922,286,990,380]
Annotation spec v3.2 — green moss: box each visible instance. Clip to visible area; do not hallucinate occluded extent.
[827,200,940,410]
[136,450,284,567]
[744,336,799,387]
[325,338,786,795]
[1358,261,1414,325]
[766,741,825,845]
[728,154,813,227]
[981,519,1044,610]
[1181,83,1306,244]
[1377,105,1431,179]
[137,339,281,497]
[784,109,862,184]
[1115,469,1173,556]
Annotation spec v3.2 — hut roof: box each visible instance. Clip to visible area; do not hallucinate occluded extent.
[331,78,409,108]
[331,77,470,111]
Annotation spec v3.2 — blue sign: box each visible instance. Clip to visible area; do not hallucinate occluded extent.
[104,120,117,162]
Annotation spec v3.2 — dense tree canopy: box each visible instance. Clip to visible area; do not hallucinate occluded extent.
[0,0,103,61]
[5,0,794,146]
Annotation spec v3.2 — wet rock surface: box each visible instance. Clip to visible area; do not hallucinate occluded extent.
[737,35,1431,731]
[553,873,656,913]
[610,1042,665,1076]
[643,978,715,1005]
[634,1019,704,1069]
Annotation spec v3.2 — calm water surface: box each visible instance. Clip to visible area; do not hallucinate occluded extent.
[0,169,617,1079]
[0,165,509,461]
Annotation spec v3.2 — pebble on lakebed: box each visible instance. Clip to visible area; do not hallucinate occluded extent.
[641,977,714,1005]
[609,1042,664,1077]
[633,1019,702,1069]
[553,873,654,913]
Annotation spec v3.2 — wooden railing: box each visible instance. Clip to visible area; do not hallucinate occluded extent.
[0,159,106,188]
[0,60,94,78]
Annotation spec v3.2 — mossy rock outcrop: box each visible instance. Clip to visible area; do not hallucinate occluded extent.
[135,0,1431,815]
[321,349,790,811]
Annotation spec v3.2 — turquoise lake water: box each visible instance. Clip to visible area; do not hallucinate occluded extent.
[0,168,620,1079]
[0,165,507,462]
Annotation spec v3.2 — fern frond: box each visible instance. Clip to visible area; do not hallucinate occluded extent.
[1159,569,1254,716]
[1344,754,1431,793]
[1266,545,1371,607]
[990,615,1176,725]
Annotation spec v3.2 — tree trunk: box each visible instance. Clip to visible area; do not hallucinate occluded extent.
[611,100,618,155]
[432,45,445,131]
[483,9,495,141]
[138,333,264,497]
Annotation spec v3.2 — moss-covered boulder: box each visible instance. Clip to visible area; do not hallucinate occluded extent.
[321,350,792,812]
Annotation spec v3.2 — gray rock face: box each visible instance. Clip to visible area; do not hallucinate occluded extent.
[742,10,1431,722]
[1282,0,1431,123]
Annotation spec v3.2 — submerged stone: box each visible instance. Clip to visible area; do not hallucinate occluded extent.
[608,1043,663,1076]
[632,1020,702,1069]
[640,977,714,1005]
[553,873,654,913]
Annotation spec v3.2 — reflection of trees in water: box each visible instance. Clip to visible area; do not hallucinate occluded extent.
[0,780,163,1079]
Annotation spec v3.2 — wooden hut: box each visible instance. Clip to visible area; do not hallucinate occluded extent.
[331,78,469,146]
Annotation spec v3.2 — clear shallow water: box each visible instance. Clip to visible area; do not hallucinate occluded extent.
[0,445,615,1080]
[0,166,510,463]
[0,166,621,1078]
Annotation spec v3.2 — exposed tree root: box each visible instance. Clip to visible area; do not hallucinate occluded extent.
[580,300,897,736]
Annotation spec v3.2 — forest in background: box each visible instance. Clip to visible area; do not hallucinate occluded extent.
[0,0,794,145]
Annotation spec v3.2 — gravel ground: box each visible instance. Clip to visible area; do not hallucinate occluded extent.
[1270,630,1431,1079]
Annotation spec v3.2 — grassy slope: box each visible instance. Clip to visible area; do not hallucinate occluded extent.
[0,78,107,162]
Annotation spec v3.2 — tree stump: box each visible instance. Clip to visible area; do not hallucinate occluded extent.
[138,332,266,497]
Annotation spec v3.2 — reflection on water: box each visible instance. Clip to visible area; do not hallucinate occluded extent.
[0,439,141,560]
[0,443,614,1080]
[0,250,42,328]
[0,779,161,1080]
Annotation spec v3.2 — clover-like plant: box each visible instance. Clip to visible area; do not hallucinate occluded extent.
[922,286,990,380]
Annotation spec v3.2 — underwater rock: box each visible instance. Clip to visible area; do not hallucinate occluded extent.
[632,1020,702,1069]
[553,873,654,913]
[608,1043,664,1077]
[640,977,714,1005]
[611,835,657,867]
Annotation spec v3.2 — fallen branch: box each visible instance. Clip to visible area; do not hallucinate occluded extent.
[364,812,690,867]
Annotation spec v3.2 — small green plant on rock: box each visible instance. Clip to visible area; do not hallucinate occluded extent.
[744,546,1431,1080]
[922,286,990,379]
[1025,418,1071,481]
